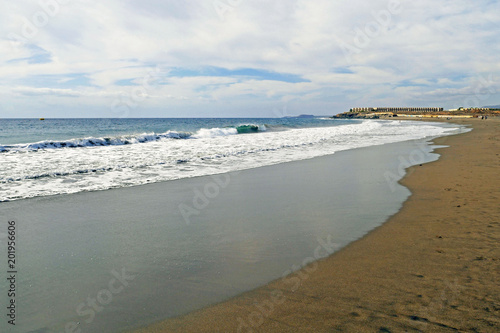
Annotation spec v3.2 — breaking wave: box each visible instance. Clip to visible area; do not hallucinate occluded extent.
[0,125,268,153]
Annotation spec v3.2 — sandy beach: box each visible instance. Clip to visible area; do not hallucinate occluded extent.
[134,118,499,332]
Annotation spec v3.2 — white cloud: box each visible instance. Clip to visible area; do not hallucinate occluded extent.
[12,87,83,97]
[0,0,499,117]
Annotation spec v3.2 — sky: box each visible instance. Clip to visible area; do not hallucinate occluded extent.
[1,0,499,118]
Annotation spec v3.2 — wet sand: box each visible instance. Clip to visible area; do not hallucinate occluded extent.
[134,118,499,332]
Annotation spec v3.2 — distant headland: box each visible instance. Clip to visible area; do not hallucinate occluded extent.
[282,114,316,119]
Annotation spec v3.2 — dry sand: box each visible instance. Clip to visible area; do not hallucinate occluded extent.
[134,118,499,332]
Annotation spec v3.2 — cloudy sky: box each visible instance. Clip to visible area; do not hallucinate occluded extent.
[1,0,499,118]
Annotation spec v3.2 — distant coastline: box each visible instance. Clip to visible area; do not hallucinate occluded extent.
[333,107,500,119]
[281,114,316,118]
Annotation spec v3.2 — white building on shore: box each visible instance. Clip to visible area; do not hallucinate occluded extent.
[351,107,443,113]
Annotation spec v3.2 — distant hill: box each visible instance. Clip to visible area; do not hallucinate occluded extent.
[482,105,500,109]
[282,114,315,118]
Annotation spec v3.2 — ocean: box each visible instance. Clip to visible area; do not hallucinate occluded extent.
[0,118,462,202]
[0,118,469,332]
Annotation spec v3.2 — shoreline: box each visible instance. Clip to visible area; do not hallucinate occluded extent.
[0,123,451,333]
[133,118,499,332]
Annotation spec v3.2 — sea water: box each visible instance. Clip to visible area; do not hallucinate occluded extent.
[0,118,468,332]
[0,118,461,202]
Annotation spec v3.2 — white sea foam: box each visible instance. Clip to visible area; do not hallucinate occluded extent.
[0,120,462,202]
[191,127,238,139]
[0,126,270,153]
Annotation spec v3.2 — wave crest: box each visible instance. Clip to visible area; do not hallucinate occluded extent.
[0,125,269,152]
